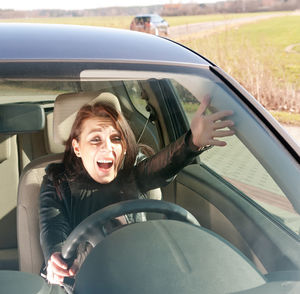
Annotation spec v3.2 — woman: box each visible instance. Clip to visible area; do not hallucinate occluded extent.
[39,94,234,285]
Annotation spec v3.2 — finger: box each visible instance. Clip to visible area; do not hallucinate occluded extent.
[196,95,211,116]
[69,263,79,276]
[212,130,235,138]
[50,264,71,277]
[51,253,68,269]
[48,259,70,277]
[52,274,65,285]
[47,268,64,285]
[115,215,127,225]
[57,276,65,285]
[210,110,233,122]
[213,120,234,130]
[46,267,54,283]
[208,139,227,147]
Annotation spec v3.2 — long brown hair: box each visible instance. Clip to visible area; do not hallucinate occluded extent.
[49,102,142,190]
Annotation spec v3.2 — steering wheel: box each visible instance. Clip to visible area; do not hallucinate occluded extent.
[59,200,271,294]
[61,199,199,261]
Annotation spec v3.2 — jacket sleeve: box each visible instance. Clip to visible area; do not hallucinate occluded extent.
[134,130,202,192]
[39,174,71,263]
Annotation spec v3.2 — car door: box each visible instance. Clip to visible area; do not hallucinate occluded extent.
[146,68,300,277]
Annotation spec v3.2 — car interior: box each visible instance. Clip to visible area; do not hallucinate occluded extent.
[0,67,300,292]
[1,78,166,272]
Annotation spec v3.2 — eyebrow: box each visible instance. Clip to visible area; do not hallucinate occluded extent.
[87,127,121,136]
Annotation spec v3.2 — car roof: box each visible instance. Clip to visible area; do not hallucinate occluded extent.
[0,23,209,66]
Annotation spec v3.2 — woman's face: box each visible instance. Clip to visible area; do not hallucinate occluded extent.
[72,115,125,184]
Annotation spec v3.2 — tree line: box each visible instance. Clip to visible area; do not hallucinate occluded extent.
[0,0,299,19]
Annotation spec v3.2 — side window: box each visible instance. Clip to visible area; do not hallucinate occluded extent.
[171,79,300,236]
[200,136,300,233]
[124,81,149,118]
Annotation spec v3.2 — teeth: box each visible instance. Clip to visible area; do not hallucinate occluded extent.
[97,160,112,163]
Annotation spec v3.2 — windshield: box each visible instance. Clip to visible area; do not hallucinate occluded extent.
[1,65,299,237]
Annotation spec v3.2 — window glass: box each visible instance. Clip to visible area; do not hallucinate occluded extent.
[124,80,149,118]
[0,79,77,104]
[151,15,162,22]
[171,79,300,236]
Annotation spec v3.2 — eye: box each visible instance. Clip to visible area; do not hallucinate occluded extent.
[90,136,101,144]
[111,135,121,143]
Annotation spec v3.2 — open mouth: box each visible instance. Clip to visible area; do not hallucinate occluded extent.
[97,159,113,170]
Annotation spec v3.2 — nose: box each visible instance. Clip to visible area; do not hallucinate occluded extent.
[100,137,113,151]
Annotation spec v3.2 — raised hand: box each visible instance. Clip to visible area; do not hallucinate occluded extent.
[190,95,234,149]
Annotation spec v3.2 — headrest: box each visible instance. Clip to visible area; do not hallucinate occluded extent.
[53,92,121,145]
[0,103,44,134]
[44,112,65,154]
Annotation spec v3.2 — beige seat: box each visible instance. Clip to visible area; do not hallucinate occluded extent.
[17,153,63,274]
[0,135,19,270]
[17,91,161,274]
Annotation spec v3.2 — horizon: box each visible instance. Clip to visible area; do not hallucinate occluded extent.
[0,0,219,11]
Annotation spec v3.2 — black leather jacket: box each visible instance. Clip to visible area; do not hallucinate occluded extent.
[39,130,202,263]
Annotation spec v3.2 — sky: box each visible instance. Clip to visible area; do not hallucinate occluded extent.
[1,0,218,11]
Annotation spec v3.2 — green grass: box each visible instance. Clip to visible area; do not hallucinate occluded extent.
[270,111,300,126]
[165,12,283,26]
[227,15,300,86]
[177,14,300,117]
[294,44,300,53]
[180,15,300,87]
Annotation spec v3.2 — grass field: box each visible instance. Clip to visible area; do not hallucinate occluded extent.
[176,14,300,115]
[223,15,300,86]
[176,15,300,86]
[271,111,300,126]
[165,12,277,26]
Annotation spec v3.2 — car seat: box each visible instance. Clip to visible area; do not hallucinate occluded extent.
[17,91,161,274]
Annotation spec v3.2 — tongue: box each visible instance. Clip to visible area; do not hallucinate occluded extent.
[98,162,113,169]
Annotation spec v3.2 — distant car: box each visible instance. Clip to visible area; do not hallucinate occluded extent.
[0,23,300,294]
[130,14,169,36]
